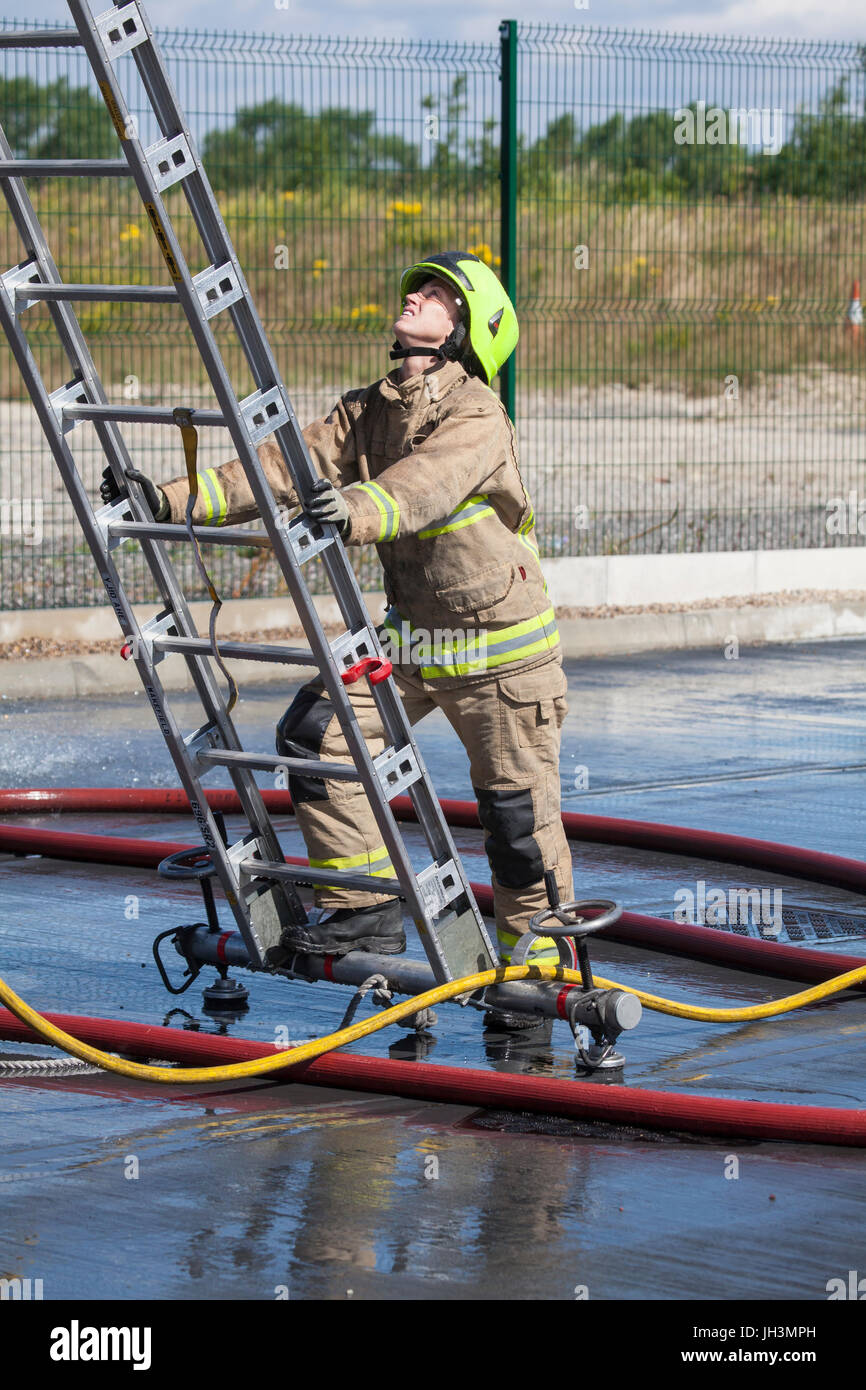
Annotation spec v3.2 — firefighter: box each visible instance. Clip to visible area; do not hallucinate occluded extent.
[101,251,571,967]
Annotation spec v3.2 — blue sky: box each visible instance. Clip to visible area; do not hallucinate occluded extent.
[16,0,866,44]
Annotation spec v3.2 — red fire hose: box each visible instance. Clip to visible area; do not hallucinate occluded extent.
[1,1006,864,1147]
[5,784,866,895]
[2,787,866,985]
[2,786,866,1144]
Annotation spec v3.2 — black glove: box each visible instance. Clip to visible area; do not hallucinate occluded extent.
[100,465,169,521]
[304,476,351,536]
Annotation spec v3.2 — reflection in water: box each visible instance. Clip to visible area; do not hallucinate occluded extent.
[166,1085,604,1298]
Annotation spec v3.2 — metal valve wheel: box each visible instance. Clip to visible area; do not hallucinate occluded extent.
[511,898,622,968]
[156,845,221,934]
[157,846,217,880]
[528,897,622,937]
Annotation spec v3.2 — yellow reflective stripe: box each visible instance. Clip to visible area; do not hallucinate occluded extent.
[419,631,560,678]
[196,471,218,523]
[417,509,494,539]
[418,495,495,540]
[353,481,399,542]
[196,468,227,525]
[391,603,557,651]
[384,605,560,678]
[366,482,399,541]
[380,615,489,677]
[518,529,540,558]
[479,604,558,649]
[497,928,559,960]
[310,845,392,872]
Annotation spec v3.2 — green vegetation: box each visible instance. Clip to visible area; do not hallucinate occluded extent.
[5,69,866,199]
[1,72,865,397]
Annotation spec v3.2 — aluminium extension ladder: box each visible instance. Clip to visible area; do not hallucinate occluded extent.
[0,1,498,983]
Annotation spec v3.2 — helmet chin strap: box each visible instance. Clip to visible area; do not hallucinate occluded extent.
[389,342,446,361]
[390,321,467,363]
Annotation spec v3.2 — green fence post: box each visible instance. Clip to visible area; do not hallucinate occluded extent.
[499,18,517,423]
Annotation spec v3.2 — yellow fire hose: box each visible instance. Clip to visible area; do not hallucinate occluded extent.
[2,958,866,1086]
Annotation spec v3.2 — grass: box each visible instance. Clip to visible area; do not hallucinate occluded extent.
[2,178,864,400]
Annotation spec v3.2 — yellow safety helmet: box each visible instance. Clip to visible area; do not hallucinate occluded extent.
[396,251,518,384]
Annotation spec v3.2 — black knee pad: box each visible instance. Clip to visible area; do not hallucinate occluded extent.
[276,684,333,804]
[474,786,544,889]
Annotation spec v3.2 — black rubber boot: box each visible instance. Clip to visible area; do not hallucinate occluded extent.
[281,899,406,957]
[483,1006,543,1032]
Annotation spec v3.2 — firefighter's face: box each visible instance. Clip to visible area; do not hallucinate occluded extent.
[393,277,462,350]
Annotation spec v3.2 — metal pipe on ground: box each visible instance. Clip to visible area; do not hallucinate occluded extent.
[170,926,605,1023]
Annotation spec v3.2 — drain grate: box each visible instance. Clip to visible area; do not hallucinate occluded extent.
[657,903,866,944]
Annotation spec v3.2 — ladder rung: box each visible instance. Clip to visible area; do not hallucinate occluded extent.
[65,404,224,426]
[154,638,318,667]
[0,28,82,47]
[244,858,401,897]
[108,521,272,547]
[0,160,131,178]
[198,750,358,780]
[19,283,179,304]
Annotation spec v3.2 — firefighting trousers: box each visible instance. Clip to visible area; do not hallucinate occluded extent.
[275,658,573,961]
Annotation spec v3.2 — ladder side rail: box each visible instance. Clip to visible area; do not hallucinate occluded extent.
[0,151,305,957]
[66,0,497,975]
[82,10,497,954]
[118,7,297,392]
[96,22,484,829]
[0,141,405,967]
[0,278,251,930]
[69,0,275,393]
[0,138,269,792]
[62,8,463,954]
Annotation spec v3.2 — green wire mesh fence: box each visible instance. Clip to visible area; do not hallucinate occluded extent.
[517,25,866,561]
[1,19,864,610]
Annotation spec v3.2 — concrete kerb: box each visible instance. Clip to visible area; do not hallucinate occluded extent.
[542,547,866,608]
[3,594,866,700]
[0,594,350,646]
[0,652,314,700]
[557,598,866,658]
[0,593,350,700]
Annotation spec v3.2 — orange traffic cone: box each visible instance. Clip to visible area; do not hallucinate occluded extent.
[846,280,862,340]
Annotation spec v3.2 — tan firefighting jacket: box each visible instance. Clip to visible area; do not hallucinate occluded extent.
[160,358,560,689]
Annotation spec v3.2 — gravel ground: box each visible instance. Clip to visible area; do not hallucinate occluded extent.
[2,366,864,609]
[556,588,866,618]
[1,589,863,662]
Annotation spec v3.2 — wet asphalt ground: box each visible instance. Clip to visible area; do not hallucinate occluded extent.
[1,639,866,1301]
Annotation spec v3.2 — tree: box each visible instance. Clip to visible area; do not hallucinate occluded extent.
[768,80,866,199]
[0,76,117,160]
[202,100,419,191]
